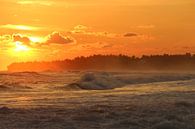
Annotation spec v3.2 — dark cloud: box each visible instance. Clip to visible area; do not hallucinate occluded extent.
[124,33,137,37]
[45,32,74,45]
[12,34,31,46]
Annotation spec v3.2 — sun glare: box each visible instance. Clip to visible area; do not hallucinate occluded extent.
[15,42,30,52]
[29,36,44,43]
[7,41,34,61]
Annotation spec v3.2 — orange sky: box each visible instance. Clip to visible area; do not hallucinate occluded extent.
[0,0,195,70]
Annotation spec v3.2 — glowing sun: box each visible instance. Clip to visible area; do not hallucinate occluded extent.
[8,41,34,61]
[15,42,30,52]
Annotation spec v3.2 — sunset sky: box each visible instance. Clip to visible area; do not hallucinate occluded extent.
[1,0,195,70]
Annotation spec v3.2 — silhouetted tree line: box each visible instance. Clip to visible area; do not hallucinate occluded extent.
[7,53,195,72]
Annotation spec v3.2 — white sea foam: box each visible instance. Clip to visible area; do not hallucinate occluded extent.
[66,72,195,90]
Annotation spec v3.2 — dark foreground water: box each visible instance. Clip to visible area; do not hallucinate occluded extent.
[0,72,195,129]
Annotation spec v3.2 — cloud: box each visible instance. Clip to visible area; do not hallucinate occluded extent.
[0,35,13,50]
[74,25,88,30]
[0,24,41,31]
[71,25,89,33]
[71,25,140,39]
[17,0,54,6]
[45,32,74,45]
[136,25,155,29]
[70,25,118,38]
[124,33,138,37]
[0,35,12,42]
[1,32,75,48]
[12,34,31,46]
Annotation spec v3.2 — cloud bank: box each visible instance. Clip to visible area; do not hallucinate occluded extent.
[124,33,138,37]
[12,34,31,46]
[45,32,74,45]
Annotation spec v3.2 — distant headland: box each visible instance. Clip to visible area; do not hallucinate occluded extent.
[7,53,195,72]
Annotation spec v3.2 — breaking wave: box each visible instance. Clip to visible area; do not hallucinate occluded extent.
[66,72,195,90]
